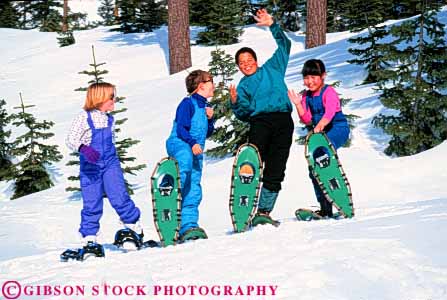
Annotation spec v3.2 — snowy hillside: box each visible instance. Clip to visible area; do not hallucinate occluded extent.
[0,7,447,300]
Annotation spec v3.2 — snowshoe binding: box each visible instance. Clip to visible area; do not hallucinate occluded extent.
[179,227,208,243]
[251,211,280,227]
[113,228,158,250]
[295,208,342,221]
[60,241,105,262]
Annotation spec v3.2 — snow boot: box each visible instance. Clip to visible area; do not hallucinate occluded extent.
[179,227,208,243]
[251,210,280,227]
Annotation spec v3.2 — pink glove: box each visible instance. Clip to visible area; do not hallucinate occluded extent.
[79,144,100,164]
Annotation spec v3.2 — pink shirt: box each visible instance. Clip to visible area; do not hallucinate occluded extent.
[299,85,341,125]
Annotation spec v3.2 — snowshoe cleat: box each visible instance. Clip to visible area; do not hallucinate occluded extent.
[113,228,159,250]
[251,211,280,227]
[60,241,105,262]
[179,227,208,243]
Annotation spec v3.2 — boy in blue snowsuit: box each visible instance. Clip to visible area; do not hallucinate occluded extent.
[166,70,215,241]
[66,82,143,249]
[229,9,293,225]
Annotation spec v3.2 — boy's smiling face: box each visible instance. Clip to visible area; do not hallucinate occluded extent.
[238,52,258,76]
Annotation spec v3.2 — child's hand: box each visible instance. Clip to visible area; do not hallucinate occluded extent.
[313,123,325,133]
[288,89,301,105]
[192,144,203,155]
[314,118,329,133]
[79,144,100,164]
[206,107,214,119]
[229,84,237,104]
[254,9,273,27]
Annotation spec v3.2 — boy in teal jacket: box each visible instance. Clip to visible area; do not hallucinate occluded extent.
[230,9,294,225]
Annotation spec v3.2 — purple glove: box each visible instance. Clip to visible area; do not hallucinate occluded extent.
[79,144,100,164]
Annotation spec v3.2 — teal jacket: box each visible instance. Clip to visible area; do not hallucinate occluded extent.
[231,23,292,121]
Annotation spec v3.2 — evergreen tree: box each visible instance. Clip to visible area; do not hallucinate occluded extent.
[28,0,63,32]
[0,1,20,28]
[66,46,145,195]
[189,0,210,26]
[57,30,75,47]
[206,48,248,157]
[327,0,348,33]
[0,99,13,181]
[258,0,305,32]
[135,0,166,32]
[196,0,244,46]
[98,0,116,26]
[15,1,34,29]
[114,0,138,33]
[372,2,447,156]
[7,93,63,199]
[296,81,359,146]
[114,0,166,33]
[346,0,389,84]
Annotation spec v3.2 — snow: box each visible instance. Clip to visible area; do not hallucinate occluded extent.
[1,6,447,300]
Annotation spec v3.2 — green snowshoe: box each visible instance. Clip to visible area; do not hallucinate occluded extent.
[151,157,181,247]
[229,143,263,233]
[305,132,354,218]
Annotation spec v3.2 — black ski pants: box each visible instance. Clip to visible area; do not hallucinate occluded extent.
[249,112,294,192]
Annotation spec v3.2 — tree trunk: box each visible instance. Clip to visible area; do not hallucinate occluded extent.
[62,0,68,32]
[114,0,119,18]
[306,0,327,49]
[168,0,192,74]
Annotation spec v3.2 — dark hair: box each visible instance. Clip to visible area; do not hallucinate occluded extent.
[235,47,257,65]
[301,59,326,76]
[185,70,212,94]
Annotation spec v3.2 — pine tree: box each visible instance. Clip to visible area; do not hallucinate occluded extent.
[57,31,75,47]
[15,1,34,29]
[258,0,305,32]
[189,0,210,26]
[196,0,244,46]
[0,99,13,181]
[346,0,389,84]
[372,2,447,156]
[98,0,116,26]
[7,93,63,199]
[206,48,248,157]
[66,46,145,195]
[306,0,327,48]
[295,81,359,146]
[114,0,138,33]
[56,0,75,47]
[28,0,63,32]
[168,0,191,74]
[134,0,166,32]
[0,1,20,28]
[327,0,348,33]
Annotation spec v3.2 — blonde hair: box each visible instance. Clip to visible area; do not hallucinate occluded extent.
[84,82,115,111]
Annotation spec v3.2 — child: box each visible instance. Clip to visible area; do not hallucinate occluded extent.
[66,82,143,252]
[229,9,294,225]
[288,59,350,217]
[166,70,215,241]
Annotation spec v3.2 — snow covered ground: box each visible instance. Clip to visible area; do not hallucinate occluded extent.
[0,6,446,300]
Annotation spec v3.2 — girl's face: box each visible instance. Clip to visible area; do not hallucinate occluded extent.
[98,93,115,112]
[303,73,326,92]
